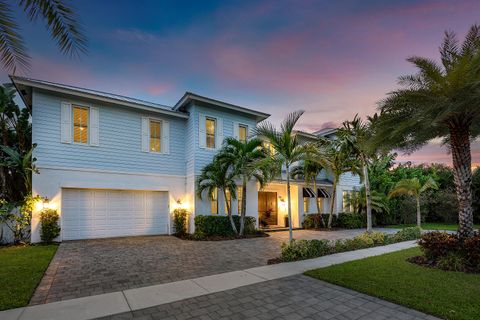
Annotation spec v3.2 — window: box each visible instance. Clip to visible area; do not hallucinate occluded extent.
[239,125,248,142]
[73,105,89,144]
[211,188,218,214]
[263,141,275,155]
[206,117,216,148]
[317,198,323,212]
[149,120,162,152]
[237,186,243,215]
[225,189,232,214]
[304,198,309,213]
[342,190,358,213]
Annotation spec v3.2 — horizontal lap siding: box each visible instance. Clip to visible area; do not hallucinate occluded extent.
[32,90,186,175]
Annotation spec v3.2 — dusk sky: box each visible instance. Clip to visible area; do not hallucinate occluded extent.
[3,0,480,166]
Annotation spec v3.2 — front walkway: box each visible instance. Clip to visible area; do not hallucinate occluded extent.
[30,229,399,305]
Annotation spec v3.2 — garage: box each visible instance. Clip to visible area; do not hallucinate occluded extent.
[61,188,170,240]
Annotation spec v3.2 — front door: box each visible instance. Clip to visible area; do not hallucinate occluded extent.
[258,191,278,227]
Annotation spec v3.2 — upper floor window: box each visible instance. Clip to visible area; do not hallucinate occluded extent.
[239,125,248,142]
[73,105,89,144]
[206,117,216,148]
[149,120,162,152]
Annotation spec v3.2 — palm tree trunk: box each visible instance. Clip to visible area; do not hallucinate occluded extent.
[313,178,325,228]
[239,177,247,236]
[363,162,373,233]
[450,126,474,239]
[416,195,421,228]
[223,189,238,236]
[286,164,293,242]
[328,177,337,229]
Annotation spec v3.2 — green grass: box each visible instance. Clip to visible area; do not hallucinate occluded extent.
[383,223,480,231]
[0,245,57,311]
[305,247,480,320]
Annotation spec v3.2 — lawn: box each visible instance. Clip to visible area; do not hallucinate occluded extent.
[0,245,57,311]
[383,223,480,231]
[305,247,480,320]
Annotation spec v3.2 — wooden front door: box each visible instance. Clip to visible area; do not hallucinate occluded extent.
[258,191,278,226]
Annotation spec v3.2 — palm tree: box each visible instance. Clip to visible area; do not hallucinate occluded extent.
[339,115,376,232]
[196,159,238,235]
[374,25,480,238]
[216,137,271,235]
[290,159,326,227]
[388,177,438,228]
[0,0,87,73]
[315,138,357,228]
[255,111,306,242]
[344,186,390,216]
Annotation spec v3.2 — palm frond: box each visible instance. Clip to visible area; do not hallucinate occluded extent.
[0,1,30,73]
[20,0,87,57]
[440,29,459,71]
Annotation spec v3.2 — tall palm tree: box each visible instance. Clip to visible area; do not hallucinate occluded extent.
[388,177,438,228]
[339,115,376,232]
[196,159,238,235]
[290,159,326,227]
[374,25,480,238]
[255,111,306,242]
[315,138,357,228]
[0,0,87,73]
[216,137,271,235]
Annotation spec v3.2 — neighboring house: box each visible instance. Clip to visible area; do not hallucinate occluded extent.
[10,76,361,242]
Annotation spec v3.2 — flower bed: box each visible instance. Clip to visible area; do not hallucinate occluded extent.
[277,227,421,263]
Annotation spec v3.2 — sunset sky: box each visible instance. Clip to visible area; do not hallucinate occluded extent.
[3,0,480,166]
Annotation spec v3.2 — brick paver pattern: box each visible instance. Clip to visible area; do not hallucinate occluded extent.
[30,229,398,305]
[96,275,439,320]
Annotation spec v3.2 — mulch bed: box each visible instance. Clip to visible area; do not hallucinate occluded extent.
[174,231,269,241]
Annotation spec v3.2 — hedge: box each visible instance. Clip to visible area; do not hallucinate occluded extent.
[303,213,377,229]
[194,215,256,237]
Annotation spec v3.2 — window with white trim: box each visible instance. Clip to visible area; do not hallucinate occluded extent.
[73,105,89,144]
[239,124,248,142]
[206,117,216,149]
[149,120,162,152]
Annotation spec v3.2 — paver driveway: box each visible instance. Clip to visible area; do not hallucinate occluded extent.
[97,275,439,320]
[31,229,398,305]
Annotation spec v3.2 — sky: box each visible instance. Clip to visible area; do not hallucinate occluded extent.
[2,0,480,166]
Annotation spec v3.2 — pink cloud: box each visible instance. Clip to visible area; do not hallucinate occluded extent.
[146,84,170,96]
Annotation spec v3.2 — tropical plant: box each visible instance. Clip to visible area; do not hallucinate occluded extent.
[216,137,271,235]
[344,187,390,216]
[255,111,307,242]
[0,0,87,73]
[291,159,326,227]
[196,159,238,235]
[374,25,480,238]
[339,115,376,232]
[0,145,37,192]
[389,177,438,228]
[0,193,41,243]
[39,208,60,243]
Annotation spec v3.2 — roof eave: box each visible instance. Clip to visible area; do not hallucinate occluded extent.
[10,76,189,119]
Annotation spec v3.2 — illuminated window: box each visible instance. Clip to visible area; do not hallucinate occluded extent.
[225,189,232,214]
[304,197,309,213]
[239,125,248,142]
[317,197,323,212]
[73,105,89,144]
[206,117,216,148]
[262,141,275,155]
[149,120,161,152]
[211,188,218,214]
[237,186,243,215]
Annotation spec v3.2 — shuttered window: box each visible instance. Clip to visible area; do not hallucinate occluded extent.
[206,117,216,148]
[73,105,89,144]
[150,120,162,152]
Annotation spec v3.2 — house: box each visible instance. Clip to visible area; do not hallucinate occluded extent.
[10,76,361,242]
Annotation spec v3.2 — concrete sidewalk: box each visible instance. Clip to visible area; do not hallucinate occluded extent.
[1,240,417,320]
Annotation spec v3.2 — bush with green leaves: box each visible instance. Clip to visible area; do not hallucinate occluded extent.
[0,194,42,243]
[173,208,188,236]
[393,226,422,242]
[194,215,256,238]
[281,239,331,262]
[337,213,366,229]
[39,209,60,243]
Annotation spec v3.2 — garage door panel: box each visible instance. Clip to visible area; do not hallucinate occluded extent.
[62,189,169,240]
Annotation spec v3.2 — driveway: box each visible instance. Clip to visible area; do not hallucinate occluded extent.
[31,229,398,305]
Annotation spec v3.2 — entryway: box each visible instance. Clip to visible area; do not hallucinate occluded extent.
[258,191,278,227]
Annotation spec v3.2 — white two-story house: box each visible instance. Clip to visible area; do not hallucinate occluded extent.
[11,76,361,242]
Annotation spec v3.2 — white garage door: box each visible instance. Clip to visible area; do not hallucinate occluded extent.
[62,189,169,240]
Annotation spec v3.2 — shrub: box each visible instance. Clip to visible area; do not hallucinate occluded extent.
[173,208,188,236]
[281,239,331,262]
[463,235,480,267]
[337,213,365,229]
[302,214,334,229]
[393,226,422,242]
[39,209,60,243]
[418,232,459,260]
[437,252,466,272]
[194,215,256,237]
